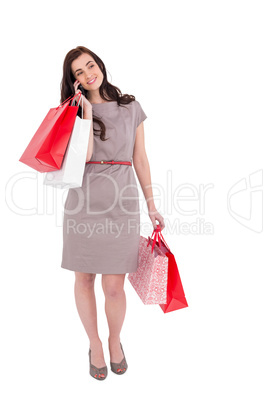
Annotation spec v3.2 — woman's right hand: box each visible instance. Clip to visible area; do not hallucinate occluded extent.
[73,80,92,112]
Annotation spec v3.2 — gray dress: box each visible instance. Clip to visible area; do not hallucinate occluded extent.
[61,100,147,274]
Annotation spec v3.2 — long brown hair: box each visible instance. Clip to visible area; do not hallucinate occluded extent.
[60,46,136,141]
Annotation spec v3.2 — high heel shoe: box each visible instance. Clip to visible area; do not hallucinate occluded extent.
[89,349,108,380]
[110,342,128,375]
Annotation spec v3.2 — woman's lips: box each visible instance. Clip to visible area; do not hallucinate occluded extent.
[87,77,97,85]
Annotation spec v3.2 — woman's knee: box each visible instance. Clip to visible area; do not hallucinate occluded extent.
[75,272,96,289]
[102,274,125,298]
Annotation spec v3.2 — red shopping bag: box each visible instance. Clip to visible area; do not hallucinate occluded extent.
[19,93,81,172]
[150,225,188,313]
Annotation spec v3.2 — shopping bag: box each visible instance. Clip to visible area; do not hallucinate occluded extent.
[151,225,188,313]
[19,93,81,172]
[43,95,91,189]
[127,234,168,304]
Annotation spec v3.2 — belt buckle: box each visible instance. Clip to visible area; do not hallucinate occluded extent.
[101,160,114,164]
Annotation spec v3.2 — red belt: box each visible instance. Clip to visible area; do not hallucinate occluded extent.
[86,160,132,166]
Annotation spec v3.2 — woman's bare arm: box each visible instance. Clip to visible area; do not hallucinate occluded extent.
[133,122,156,212]
[83,107,94,162]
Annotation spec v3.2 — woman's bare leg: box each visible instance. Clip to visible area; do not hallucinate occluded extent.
[74,272,106,368]
[101,274,126,363]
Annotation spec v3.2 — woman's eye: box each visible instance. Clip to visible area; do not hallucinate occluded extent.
[77,65,93,76]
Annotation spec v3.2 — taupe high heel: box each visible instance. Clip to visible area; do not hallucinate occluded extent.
[89,349,108,380]
[110,342,128,375]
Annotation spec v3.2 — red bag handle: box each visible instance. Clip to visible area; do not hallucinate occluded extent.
[146,224,171,254]
[56,92,82,109]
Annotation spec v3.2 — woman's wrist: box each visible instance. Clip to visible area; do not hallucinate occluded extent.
[147,200,156,212]
[83,106,92,119]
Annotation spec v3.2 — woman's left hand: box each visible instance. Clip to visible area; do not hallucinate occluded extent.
[148,208,165,231]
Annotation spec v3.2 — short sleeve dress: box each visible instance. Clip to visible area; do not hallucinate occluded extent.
[61,100,147,274]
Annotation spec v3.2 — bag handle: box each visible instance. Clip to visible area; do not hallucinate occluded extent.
[57,95,73,108]
[71,92,83,118]
[56,92,82,109]
[146,224,171,254]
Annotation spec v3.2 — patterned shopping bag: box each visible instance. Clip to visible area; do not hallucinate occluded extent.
[127,233,168,304]
[151,225,188,314]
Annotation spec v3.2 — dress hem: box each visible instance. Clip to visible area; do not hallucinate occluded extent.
[60,264,138,274]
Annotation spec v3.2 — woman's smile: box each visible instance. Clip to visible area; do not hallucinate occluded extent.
[87,77,97,85]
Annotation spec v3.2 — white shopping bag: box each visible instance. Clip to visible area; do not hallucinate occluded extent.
[43,96,91,189]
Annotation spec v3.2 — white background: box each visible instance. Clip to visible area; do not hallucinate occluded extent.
[1,0,267,400]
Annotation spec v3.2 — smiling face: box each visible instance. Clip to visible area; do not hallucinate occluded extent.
[71,53,103,93]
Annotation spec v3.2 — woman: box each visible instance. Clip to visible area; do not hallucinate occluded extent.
[60,46,165,380]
